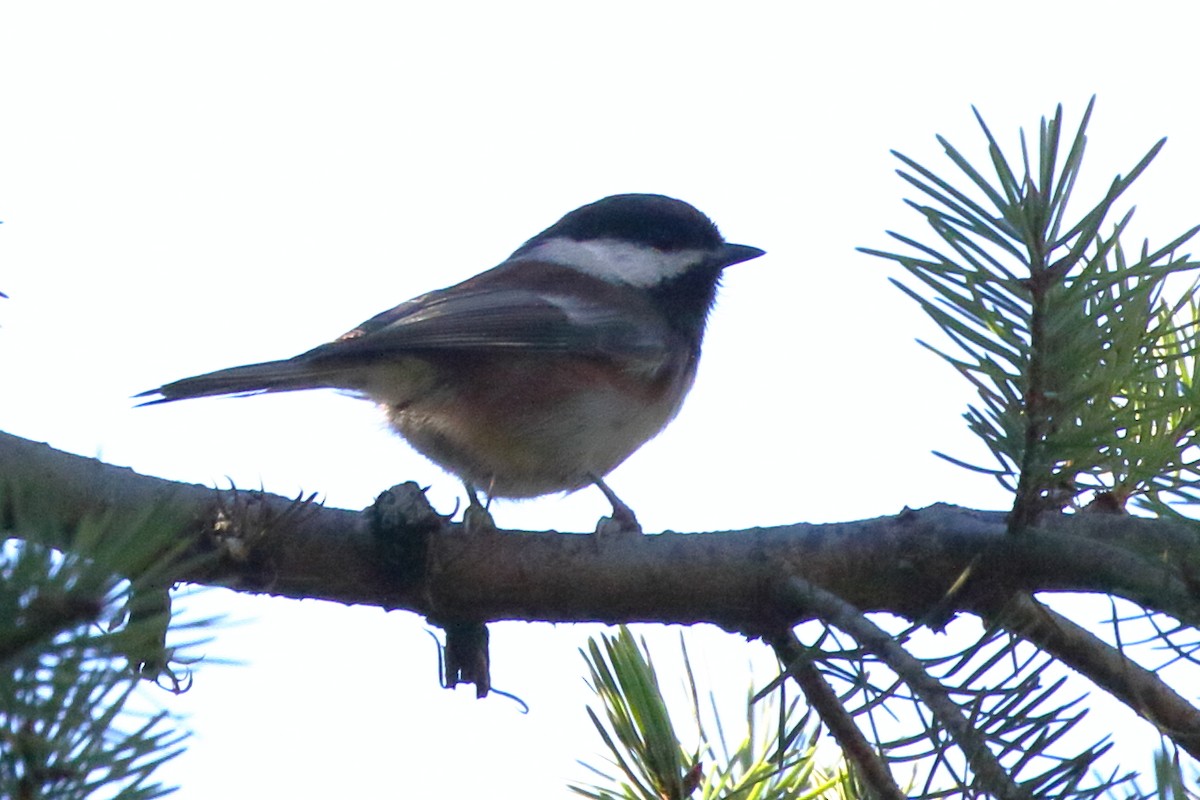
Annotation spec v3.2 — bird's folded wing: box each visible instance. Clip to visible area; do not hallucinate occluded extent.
[301,285,671,367]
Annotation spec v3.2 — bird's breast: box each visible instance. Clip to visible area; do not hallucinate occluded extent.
[379,351,696,498]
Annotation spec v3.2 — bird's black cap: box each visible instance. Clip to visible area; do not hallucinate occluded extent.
[519,194,727,253]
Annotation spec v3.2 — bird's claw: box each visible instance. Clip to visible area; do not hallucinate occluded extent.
[593,507,642,538]
[463,501,498,535]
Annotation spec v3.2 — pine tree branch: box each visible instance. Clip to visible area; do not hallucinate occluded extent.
[6,431,1200,791]
[770,576,1029,799]
[975,592,1200,760]
[768,630,907,800]
[2,432,1198,629]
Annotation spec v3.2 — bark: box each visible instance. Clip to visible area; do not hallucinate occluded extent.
[4,429,1200,767]
[4,431,1199,628]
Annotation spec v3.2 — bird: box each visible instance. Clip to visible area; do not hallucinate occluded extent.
[138,194,763,533]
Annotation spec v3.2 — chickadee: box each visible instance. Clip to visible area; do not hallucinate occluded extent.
[139,194,763,532]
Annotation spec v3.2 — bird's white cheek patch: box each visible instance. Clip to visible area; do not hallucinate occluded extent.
[520,239,707,287]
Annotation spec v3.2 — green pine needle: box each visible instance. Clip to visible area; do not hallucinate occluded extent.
[572,627,848,800]
[1,484,218,799]
[862,98,1200,523]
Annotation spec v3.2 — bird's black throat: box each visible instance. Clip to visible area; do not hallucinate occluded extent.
[645,264,723,345]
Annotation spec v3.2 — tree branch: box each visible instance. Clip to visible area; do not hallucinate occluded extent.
[2,432,1198,630]
[768,630,907,800]
[975,592,1200,760]
[770,576,1028,799]
[6,430,1200,784]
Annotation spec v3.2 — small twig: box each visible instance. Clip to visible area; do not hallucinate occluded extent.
[772,576,1030,800]
[767,630,906,800]
[976,592,1200,760]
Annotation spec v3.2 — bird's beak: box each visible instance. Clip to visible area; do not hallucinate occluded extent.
[718,243,766,268]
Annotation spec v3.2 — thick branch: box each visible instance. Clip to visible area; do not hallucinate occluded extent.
[6,431,1200,778]
[2,432,1198,632]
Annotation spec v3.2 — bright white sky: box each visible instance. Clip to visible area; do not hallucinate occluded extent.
[3,2,1200,796]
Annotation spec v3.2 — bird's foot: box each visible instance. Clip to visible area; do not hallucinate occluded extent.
[462,500,497,535]
[461,483,498,534]
[592,474,648,537]
[590,474,643,537]
[594,510,642,538]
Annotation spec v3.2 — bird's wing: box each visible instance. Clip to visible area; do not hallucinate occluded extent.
[300,280,671,368]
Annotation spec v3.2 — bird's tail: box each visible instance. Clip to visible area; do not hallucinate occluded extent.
[135,358,342,406]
